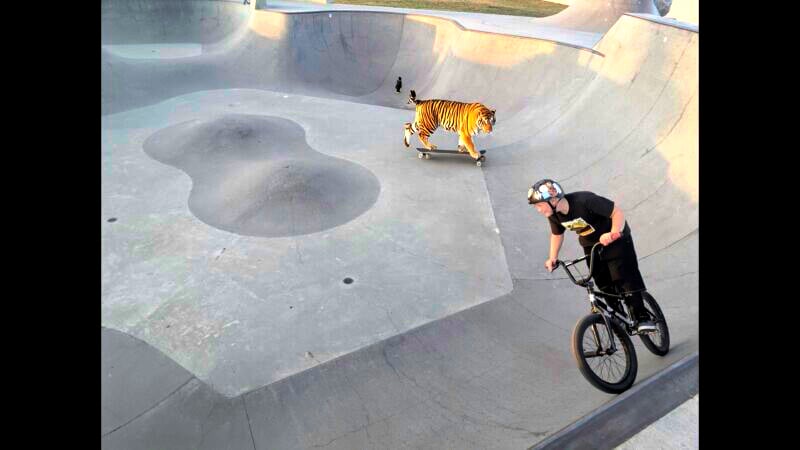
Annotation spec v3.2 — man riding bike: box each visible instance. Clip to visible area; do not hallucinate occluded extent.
[527,179,656,333]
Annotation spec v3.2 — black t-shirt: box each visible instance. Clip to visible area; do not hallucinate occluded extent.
[547,191,631,248]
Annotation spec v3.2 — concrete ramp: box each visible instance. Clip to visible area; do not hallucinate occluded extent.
[102,1,697,448]
[101,0,253,45]
[536,0,659,32]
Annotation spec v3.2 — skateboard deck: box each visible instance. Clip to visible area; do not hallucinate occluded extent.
[415,148,486,166]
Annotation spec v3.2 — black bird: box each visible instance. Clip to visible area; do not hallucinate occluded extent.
[395,77,402,93]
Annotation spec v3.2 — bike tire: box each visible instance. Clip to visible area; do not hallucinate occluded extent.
[639,292,670,356]
[571,313,638,394]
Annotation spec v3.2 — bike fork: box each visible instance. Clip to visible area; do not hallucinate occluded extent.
[590,292,618,354]
[599,313,618,353]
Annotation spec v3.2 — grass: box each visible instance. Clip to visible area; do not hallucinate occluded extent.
[334,0,568,18]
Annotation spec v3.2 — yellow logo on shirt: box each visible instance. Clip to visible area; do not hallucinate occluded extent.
[561,217,596,236]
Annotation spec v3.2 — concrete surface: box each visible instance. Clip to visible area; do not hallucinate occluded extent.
[617,395,699,449]
[533,352,698,449]
[101,0,698,448]
[141,114,382,237]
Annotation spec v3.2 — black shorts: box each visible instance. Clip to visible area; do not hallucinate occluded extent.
[583,235,646,294]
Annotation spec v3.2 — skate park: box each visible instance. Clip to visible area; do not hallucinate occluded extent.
[101,0,698,448]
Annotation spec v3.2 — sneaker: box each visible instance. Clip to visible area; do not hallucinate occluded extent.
[636,320,657,333]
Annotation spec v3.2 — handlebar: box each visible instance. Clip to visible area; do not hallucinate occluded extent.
[554,242,603,287]
[553,227,629,286]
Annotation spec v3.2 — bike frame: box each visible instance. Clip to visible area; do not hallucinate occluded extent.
[555,241,638,353]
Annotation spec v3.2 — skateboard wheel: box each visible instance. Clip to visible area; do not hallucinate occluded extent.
[418,152,424,159]
[476,161,482,167]
[425,154,431,159]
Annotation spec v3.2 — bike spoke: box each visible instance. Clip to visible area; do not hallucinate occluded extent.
[582,321,628,384]
[610,350,625,380]
[642,297,668,350]
[591,324,602,348]
[607,357,619,381]
[609,336,624,381]
[584,331,600,352]
[596,357,609,380]
[606,357,618,381]
[596,360,608,379]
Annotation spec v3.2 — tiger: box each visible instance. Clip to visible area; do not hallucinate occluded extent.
[403,89,496,160]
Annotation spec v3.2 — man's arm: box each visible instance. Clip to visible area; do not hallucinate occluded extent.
[609,205,624,237]
[545,232,565,271]
[600,205,625,245]
[550,232,564,260]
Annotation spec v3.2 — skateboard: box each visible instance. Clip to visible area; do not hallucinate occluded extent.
[416,147,486,166]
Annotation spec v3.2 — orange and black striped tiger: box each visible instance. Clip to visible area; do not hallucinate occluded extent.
[403,89,496,160]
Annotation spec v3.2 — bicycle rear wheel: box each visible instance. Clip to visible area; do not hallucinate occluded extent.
[639,292,670,356]
[572,313,638,394]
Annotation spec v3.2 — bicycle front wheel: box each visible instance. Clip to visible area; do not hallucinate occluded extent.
[572,314,638,394]
[639,292,670,356]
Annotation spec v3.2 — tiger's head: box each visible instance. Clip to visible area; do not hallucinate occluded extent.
[475,107,496,134]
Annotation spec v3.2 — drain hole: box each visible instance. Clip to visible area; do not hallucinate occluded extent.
[343,277,354,285]
[108,217,117,223]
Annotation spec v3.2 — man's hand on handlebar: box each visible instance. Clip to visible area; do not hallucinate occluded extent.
[545,258,558,272]
[599,231,621,246]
